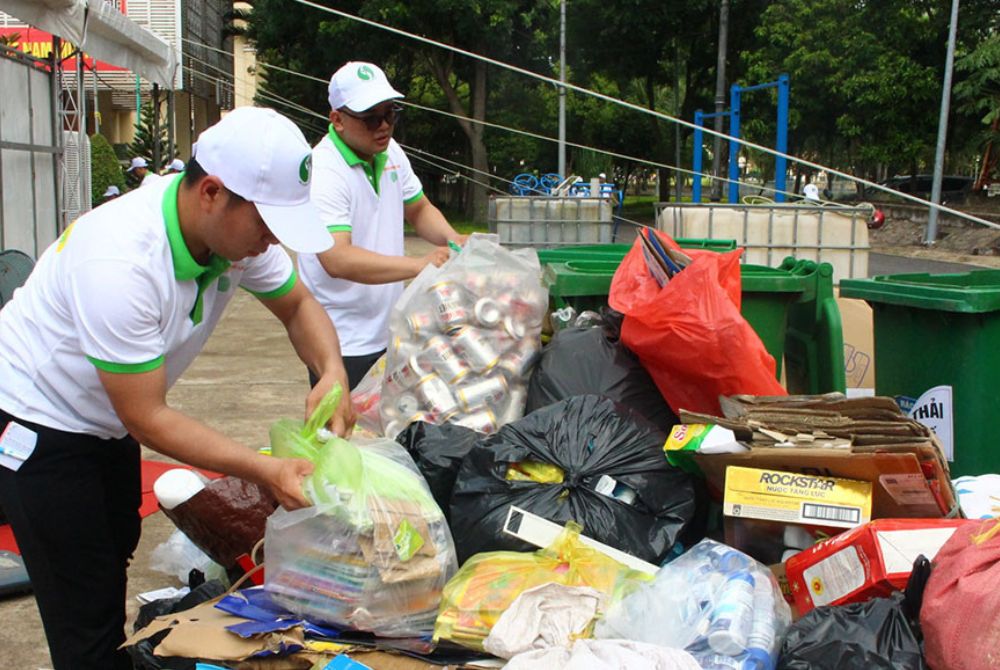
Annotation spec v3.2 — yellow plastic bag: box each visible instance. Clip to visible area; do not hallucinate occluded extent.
[433,521,651,650]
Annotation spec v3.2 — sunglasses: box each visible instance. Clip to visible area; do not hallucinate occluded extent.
[340,105,404,131]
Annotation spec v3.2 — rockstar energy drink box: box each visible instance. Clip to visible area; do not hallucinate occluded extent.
[724,466,873,529]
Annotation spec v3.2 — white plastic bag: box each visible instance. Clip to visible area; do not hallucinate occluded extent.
[380,233,546,436]
[264,436,458,636]
[149,528,226,584]
[596,539,791,669]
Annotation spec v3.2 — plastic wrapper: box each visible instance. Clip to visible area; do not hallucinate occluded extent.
[380,233,546,437]
[526,326,679,432]
[779,592,925,670]
[608,230,786,415]
[433,521,651,651]
[395,421,482,517]
[449,394,703,564]
[265,387,458,636]
[597,539,791,670]
[350,353,388,437]
[149,528,226,584]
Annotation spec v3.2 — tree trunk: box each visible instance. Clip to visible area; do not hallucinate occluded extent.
[427,53,489,224]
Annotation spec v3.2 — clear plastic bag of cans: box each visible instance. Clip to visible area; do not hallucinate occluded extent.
[595,539,792,670]
[380,233,546,437]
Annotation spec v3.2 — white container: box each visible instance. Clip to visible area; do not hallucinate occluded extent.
[655,203,871,280]
[490,196,613,246]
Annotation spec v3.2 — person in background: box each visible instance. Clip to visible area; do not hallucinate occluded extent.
[127,157,162,187]
[100,184,121,204]
[297,61,467,389]
[0,107,354,669]
[803,182,821,202]
[165,158,186,175]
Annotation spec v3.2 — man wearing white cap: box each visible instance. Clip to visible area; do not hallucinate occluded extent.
[100,184,121,204]
[127,155,162,187]
[0,107,353,669]
[297,61,466,389]
[166,157,186,174]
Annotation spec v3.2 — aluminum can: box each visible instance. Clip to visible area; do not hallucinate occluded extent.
[462,273,488,295]
[456,375,508,412]
[503,314,527,340]
[406,311,437,337]
[499,338,539,378]
[420,335,470,383]
[428,280,471,333]
[394,393,421,417]
[452,326,500,372]
[498,384,528,425]
[385,355,429,394]
[454,409,499,434]
[474,297,503,328]
[416,374,459,417]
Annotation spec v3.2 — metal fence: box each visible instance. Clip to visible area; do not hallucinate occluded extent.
[0,46,60,258]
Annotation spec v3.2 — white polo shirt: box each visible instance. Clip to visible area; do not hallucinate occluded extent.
[298,128,423,356]
[0,174,296,439]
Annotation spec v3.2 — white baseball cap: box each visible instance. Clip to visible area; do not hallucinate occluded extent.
[102,185,120,198]
[169,158,185,172]
[328,61,403,112]
[127,157,148,172]
[193,107,331,254]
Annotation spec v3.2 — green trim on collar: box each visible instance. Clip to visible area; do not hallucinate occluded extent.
[163,174,205,281]
[328,224,352,233]
[245,269,298,300]
[88,355,165,374]
[190,255,231,325]
[403,190,424,205]
[162,173,233,325]
[329,125,388,195]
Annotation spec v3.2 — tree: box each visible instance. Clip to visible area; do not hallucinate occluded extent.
[954,33,1000,188]
[128,100,167,176]
[248,0,556,222]
[90,133,125,203]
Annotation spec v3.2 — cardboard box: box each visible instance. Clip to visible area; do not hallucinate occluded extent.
[785,518,971,614]
[723,466,873,528]
[838,296,875,393]
[696,446,954,520]
[723,466,873,564]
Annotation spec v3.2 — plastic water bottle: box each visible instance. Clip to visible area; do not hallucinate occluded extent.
[743,573,777,670]
[707,570,755,655]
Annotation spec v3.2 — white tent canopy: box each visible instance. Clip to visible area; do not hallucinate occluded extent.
[0,0,175,87]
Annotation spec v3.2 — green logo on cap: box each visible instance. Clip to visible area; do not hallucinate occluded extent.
[299,155,311,184]
[357,65,374,81]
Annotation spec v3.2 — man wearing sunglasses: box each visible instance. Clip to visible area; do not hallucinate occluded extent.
[298,61,467,389]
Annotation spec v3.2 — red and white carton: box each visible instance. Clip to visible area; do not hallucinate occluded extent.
[785,518,972,614]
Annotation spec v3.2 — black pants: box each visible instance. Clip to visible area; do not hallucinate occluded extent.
[0,409,141,670]
[309,349,386,391]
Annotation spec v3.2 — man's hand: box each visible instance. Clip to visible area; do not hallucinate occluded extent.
[262,456,314,510]
[417,246,450,271]
[306,372,357,437]
[450,233,470,246]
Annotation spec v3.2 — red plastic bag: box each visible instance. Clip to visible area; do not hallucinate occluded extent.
[921,519,1000,670]
[608,231,785,415]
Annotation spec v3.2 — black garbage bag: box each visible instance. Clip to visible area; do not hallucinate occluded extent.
[526,326,679,432]
[449,394,702,564]
[128,579,228,670]
[778,592,926,670]
[395,421,482,517]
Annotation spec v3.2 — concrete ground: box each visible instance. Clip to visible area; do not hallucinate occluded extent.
[0,230,995,669]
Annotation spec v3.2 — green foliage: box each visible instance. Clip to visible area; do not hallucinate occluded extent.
[128,101,167,175]
[955,33,1000,134]
[90,133,125,204]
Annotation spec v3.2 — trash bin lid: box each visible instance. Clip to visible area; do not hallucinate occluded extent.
[840,270,1000,313]
[741,264,808,293]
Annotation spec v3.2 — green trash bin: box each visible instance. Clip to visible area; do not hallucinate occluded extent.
[536,239,738,266]
[840,270,1000,477]
[544,256,846,394]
